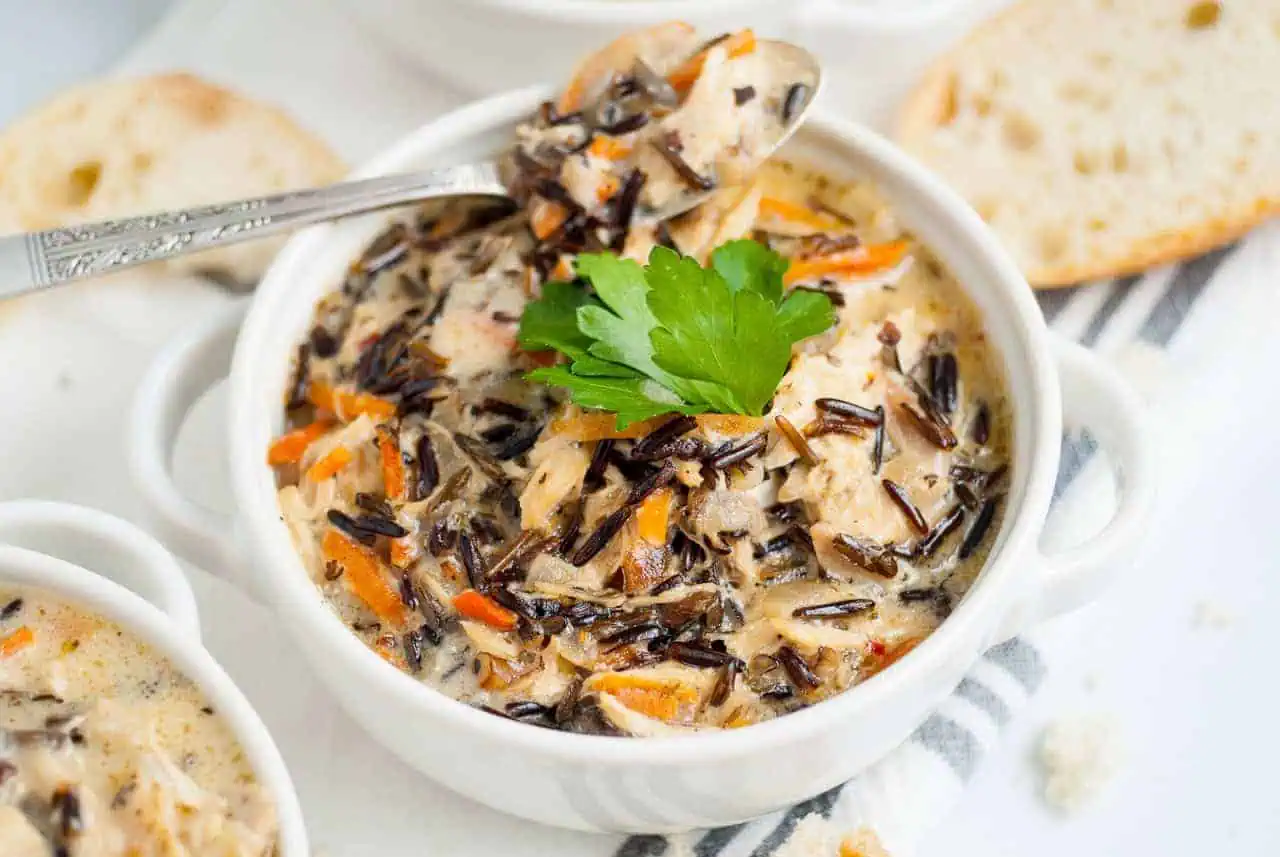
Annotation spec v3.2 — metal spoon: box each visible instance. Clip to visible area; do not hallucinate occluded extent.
[0,41,820,300]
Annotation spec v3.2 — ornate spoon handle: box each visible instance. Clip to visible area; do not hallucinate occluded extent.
[0,161,505,299]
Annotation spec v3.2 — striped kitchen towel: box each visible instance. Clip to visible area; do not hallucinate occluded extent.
[609,229,1278,857]
[110,1,1280,853]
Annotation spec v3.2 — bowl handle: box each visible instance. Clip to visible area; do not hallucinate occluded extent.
[128,300,249,589]
[996,337,1157,640]
[0,500,202,637]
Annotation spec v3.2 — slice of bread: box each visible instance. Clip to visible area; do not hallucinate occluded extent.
[897,0,1280,287]
[0,73,345,285]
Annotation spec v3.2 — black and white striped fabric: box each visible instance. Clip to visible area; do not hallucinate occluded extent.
[608,242,1243,857]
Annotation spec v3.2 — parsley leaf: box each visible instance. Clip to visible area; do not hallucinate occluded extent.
[526,366,700,427]
[574,253,740,407]
[647,247,786,415]
[710,239,788,303]
[572,255,671,384]
[518,240,836,427]
[776,287,839,342]
[517,281,601,364]
[517,280,638,378]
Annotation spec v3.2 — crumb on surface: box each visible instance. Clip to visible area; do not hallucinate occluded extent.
[840,827,890,857]
[1038,714,1123,814]
[1192,599,1235,630]
[769,814,890,857]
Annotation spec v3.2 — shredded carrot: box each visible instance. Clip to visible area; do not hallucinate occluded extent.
[374,638,401,667]
[530,198,569,241]
[453,589,518,632]
[378,429,406,499]
[308,381,397,422]
[722,707,755,729]
[389,537,417,569]
[636,488,673,544]
[305,446,353,482]
[861,636,922,680]
[783,240,910,286]
[550,255,576,282]
[266,420,332,466]
[593,674,698,722]
[668,29,757,95]
[757,196,846,233]
[307,381,338,412]
[0,626,33,657]
[588,136,632,161]
[549,411,672,440]
[439,557,465,586]
[695,414,764,435]
[322,529,407,625]
[523,349,561,369]
[596,175,622,204]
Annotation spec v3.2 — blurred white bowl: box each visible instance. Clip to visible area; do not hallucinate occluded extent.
[335,0,977,124]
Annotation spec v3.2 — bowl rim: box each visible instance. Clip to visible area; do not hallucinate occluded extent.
[473,0,773,25]
[231,85,1057,766]
[466,0,969,29]
[0,539,308,855]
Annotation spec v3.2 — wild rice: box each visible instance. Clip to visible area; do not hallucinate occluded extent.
[457,533,486,588]
[971,401,991,445]
[928,352,959,416]
[918,505,966,557]
[872,405,886,473]
[668,641,740,669]
[832,533,899,578]
[881,479,928,534]
[569,506,634,566]
[707,433,767,469]
[652,130,715,191]
[897,402,958,450]
[777,645,820,689]
[775,415,818,465]
[815,397,882,426]
[958,497,999,559]
[791,599,875,619]
[781,83,811,123]
[630,415,696,460]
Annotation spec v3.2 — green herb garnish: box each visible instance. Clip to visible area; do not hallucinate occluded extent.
[518,240,836,428]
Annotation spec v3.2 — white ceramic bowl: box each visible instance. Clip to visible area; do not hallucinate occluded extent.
[335,0,977,123]
[129,88,1155,832]
[0,500,308,854]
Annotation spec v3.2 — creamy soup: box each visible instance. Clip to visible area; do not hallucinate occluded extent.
[0,592,277,856]
[269,26,1010,736]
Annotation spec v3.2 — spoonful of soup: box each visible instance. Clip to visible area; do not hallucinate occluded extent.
[0,25,821,299]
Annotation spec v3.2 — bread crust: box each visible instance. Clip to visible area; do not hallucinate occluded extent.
[0,73,344,282]
[895,0,1279,289]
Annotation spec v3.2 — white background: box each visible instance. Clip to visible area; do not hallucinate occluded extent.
[0,3,1276,855]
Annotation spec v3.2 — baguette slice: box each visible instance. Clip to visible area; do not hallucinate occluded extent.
[0,73,345,284]
[897,0,1280,287]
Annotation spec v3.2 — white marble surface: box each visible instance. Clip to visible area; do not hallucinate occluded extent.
[0,2,1276,855]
